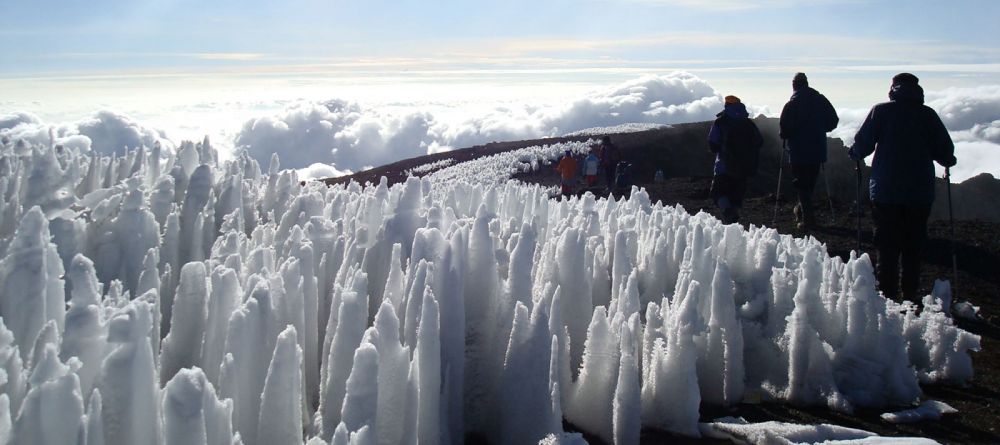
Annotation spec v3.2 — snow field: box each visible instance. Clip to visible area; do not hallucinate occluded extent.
[0,137,982,445]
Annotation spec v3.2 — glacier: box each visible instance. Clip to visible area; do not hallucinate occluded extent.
[0,136,982,445]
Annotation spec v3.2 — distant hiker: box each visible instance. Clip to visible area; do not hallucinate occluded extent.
[654,169,665,184]
[848,73,956,302]
[599,136,621,190]
[708,95,764,224]
[583,149,601,187]
[556,150,579,196]
[614,162,632,192]
[779,72,840,229]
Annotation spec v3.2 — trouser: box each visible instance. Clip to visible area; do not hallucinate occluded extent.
[710,174,748,224]
[604,165,617,188]
[791,163,821,224]
[561,178,575,196]
[872,202,932,302]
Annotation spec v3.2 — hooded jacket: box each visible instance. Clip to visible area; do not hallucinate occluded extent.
[779,87,839,164]
[708,102,764,178]
[849,82,956,205]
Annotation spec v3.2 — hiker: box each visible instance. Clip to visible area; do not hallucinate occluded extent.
[556,149,579,197]
[848,73,956,302]
[583,148,601,187]
[614,162,632,193]
[708,95,764,224]
[654,168,665,184]
[779,72,840,229]
[599,136,620,191]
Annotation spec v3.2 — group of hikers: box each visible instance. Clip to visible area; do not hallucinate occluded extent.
[556,135,626,196]
[709,71,954,302]
[558,72,956,303]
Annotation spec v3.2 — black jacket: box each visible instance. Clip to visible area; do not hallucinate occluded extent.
[709,103,764,178]
[779,87,839,164]
[849,83,956,205]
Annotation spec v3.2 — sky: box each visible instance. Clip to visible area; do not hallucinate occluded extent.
[2,0,999,179]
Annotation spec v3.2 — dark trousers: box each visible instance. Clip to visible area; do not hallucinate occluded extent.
[791,163,821,222]
[604,165,617,188]
[872,202,932,302]
[711,174,748,224]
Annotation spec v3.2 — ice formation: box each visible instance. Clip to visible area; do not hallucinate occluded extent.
[699,417,942,445]
[0,137,981,445]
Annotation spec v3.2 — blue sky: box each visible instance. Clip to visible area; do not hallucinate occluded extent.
[4,0,998,79]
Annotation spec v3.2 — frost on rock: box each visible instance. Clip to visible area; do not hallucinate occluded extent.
[0,141,982,444]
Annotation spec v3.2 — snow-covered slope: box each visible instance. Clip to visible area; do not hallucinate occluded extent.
[0,137,980,445]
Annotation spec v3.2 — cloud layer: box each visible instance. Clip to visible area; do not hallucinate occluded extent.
[0,110,172,155]
[4,73,998,183]
[235,72,725,171]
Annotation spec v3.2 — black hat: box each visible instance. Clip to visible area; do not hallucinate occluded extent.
[793,72,808,85]
[892,73,919,86]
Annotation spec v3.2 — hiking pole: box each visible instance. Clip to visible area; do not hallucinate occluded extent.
[822,163,836,222]
[772,140,786,226]
[855,160,863,253]
[945,167,959,298]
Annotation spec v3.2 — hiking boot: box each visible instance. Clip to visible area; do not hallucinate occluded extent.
[795,202,817,229]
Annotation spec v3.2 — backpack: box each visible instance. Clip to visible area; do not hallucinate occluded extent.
[718,116,763,178]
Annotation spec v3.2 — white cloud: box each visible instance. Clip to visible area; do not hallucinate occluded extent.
[235,72,725,170]
[0,110,172,155]
[0,111,42,130]
[927,85,1000,134]
[623,0,848,12]
[76,110,171,155]
[234,100,435,172]
[297,163,352,181]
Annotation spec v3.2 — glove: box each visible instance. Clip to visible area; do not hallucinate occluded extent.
[940,155,957,168]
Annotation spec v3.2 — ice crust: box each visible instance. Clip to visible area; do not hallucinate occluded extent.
[0,138,981,444]
[700,417,942,445]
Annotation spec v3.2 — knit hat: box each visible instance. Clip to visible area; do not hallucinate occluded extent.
[892,73,919,86]
[792,72,808,88]
[724,95,741,105]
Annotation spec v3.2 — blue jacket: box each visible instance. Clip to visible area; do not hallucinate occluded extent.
[779,87,839,164]
[849,83,956,205]
[708,103,763,178]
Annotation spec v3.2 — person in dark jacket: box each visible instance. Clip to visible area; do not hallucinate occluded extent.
[709,95,764,224]
[848,73,956,302]
[779,72,839,228]
[599,136,620,191]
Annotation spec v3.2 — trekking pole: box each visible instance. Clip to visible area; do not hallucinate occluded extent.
[945,167,959,298]
[772,140,786,226]
[855,160,863,253]
[822,163,836,222]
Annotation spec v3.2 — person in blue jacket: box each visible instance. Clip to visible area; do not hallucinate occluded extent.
[779,72,839,229]
[849,73,956,302]
[709,95,764,224]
